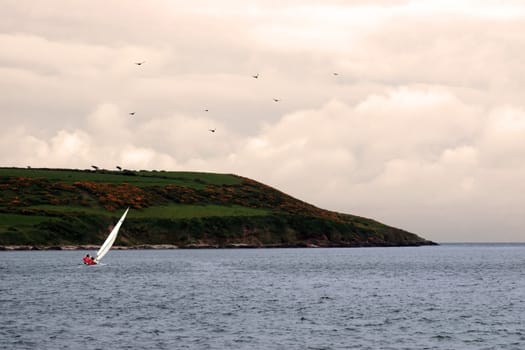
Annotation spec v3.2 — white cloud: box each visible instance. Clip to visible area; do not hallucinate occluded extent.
[119,145,177,170]
[439,145,478,167]
[49,130,92,162]
[478,106,525,168]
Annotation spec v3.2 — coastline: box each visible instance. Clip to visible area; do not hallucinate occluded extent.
[0,241,438,251]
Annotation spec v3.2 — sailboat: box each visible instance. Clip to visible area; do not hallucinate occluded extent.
[93,207,129,264]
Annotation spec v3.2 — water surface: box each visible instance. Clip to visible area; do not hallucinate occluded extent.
[1,245,524,349]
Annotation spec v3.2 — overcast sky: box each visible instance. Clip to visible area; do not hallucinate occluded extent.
[2,0,525,242]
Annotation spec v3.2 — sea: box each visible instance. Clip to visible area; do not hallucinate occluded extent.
[1,244,524,350]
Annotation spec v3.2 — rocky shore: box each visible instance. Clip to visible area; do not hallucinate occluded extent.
[0,245,179,251]
[0,240,437,251]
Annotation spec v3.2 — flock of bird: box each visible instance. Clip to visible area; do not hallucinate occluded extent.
[128,61,340,132]
[107,61,340,172]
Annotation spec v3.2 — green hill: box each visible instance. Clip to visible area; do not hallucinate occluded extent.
[0,167,436,248]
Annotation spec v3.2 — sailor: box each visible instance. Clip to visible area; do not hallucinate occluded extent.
[83,254,97,265]
[83,254,92,265]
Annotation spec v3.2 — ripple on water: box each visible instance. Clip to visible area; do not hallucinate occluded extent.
[2,247,525,349]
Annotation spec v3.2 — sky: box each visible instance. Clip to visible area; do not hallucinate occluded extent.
[1,0,525,242]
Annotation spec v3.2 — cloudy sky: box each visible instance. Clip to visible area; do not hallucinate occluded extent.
[2,0,525,242]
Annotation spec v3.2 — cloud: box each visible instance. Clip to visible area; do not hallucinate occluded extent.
[119,145,177,170]
[478,106,525,168]
[0,127,92,168]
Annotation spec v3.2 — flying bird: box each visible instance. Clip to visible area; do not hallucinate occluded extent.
[135,61,145,66]
[209,129,216,133]
[129,112,135,116]
[204,109,209,112]
[333,72,339,76]
[252,73,259,79]
[273,98,280,102]
[91,165,99,171]
[116,166,122,171]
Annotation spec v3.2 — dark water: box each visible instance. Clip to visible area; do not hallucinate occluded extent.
[1,245,525,349]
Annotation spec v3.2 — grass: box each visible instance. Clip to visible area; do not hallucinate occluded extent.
[132,204,271,219]
[26,205,111,216]
[0,168,242,189]
[26,204,271,219]
[0,213,53,227]
[135,170,242,186]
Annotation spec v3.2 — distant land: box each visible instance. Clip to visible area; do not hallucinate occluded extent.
[0,167,436,249]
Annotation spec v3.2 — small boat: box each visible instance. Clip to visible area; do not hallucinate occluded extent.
[93,207,129,264]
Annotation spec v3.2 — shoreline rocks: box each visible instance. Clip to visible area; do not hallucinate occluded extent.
[0,240,437,251]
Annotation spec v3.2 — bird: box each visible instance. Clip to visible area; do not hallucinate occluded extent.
[209,129,216,133]
[273,98,280,102]
[129,112,135,116]
[135,61,145,66]
[91,165,99,171]
[333,72,339,76]
[252,73,259,79]
[204,109,209,112]
[116,166,122,171]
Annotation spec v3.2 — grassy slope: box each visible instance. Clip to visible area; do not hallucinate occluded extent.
[0,168,240,188]
[0,167,435,247]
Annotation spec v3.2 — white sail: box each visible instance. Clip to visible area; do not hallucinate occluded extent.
[94,207,129,263]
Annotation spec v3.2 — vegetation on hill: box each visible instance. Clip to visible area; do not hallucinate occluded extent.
[0,167,436,248]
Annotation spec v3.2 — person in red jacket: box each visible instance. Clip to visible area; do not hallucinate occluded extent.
[83,254,97,265]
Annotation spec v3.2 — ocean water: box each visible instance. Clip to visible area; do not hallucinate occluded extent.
[1,245,525,350]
